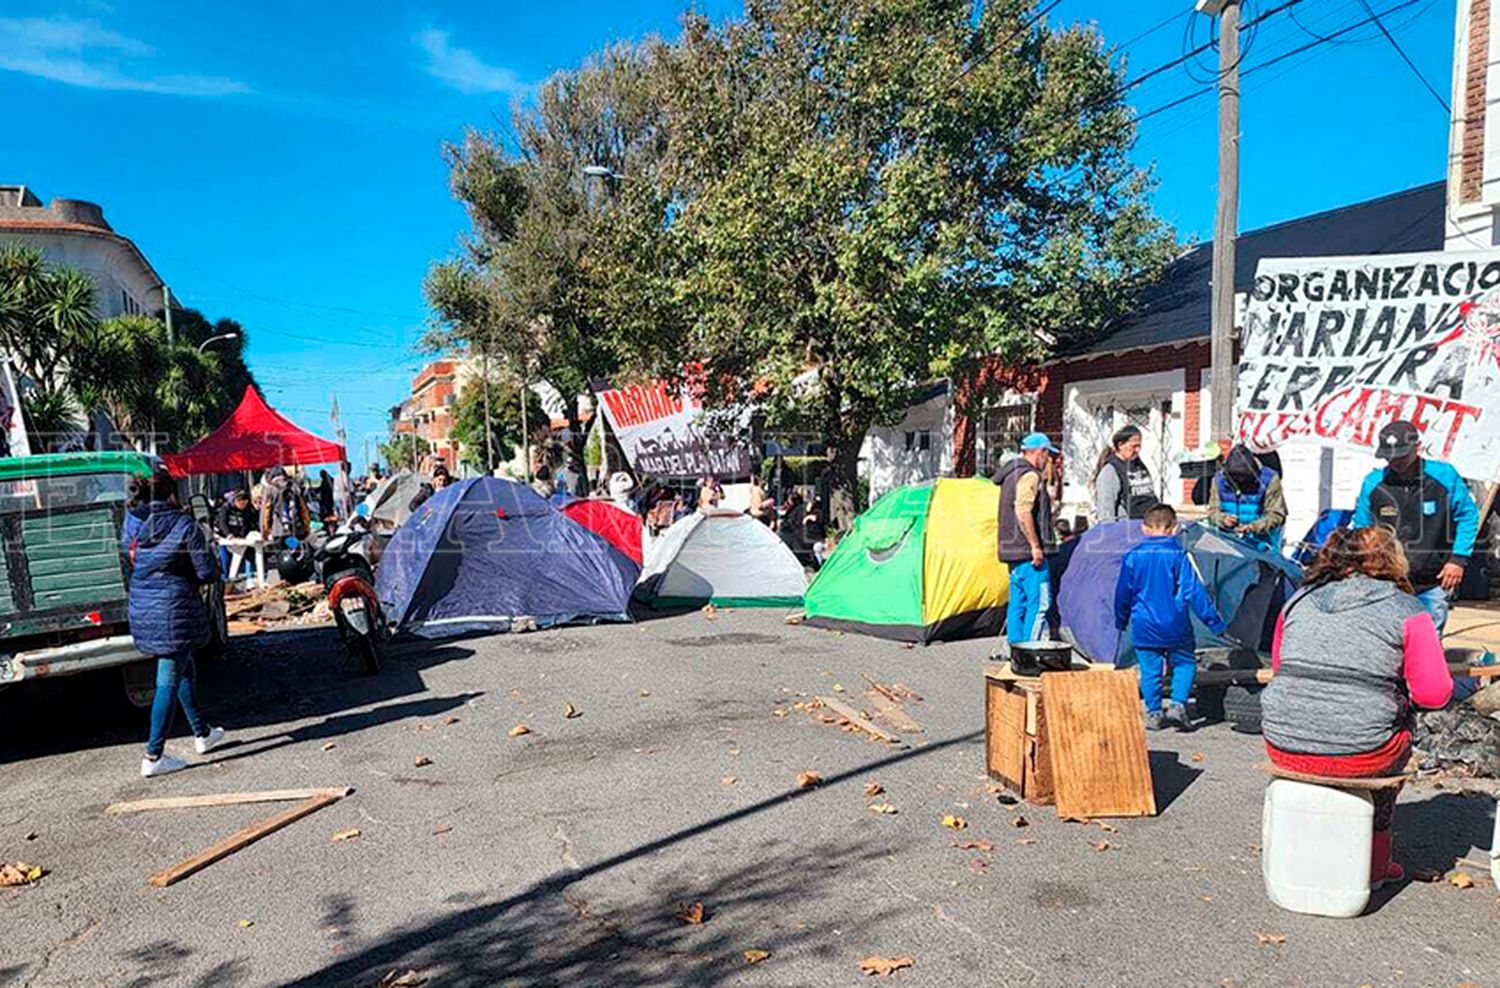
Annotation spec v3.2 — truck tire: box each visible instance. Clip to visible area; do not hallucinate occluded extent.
[1224,684,1264,734]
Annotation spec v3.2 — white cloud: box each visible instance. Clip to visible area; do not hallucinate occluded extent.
[0,16,248,97]
[413,28,529,96]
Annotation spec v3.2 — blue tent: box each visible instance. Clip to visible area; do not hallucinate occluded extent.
[1057,520,1300,664]
[375,477,637,639]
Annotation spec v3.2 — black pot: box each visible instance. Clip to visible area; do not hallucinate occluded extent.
[1010,639,1077,677]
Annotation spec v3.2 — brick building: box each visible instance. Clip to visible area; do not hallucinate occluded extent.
[404,360,458,473]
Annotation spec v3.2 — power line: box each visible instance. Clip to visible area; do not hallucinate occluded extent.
[1357,0,1450,113]
[953,0,1065,83]
[1125,0,1309,92]
[1116,9,1191,52]
[1135,0,1426,123]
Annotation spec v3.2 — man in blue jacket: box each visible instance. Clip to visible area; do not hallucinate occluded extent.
[1352,420,1479,633]
[1114,504,1228,731]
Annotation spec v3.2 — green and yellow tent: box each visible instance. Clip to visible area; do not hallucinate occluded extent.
[803,477,1009,643]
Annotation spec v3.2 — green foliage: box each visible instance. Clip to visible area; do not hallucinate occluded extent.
[380,433,429,472]
[0,245,257,452]
[430,0,1175,508]
[449,371,545,472]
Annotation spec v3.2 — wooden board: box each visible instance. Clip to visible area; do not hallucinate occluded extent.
[985,681,1028,789]
[863,691,923,734]
[107,787,353,815]
[1042,668,1156,819]
[1196,663,1500,688]
[146,793,342,888]
[815,696,904,745]
[1260,764,1411,790]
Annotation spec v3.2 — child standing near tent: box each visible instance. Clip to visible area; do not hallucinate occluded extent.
[1113,504,1228,731]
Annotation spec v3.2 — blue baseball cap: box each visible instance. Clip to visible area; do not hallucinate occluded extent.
[1020,432,1059,454]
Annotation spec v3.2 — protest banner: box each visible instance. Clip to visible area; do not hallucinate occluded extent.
[592,378,752,479]
[1236,249,1500,481]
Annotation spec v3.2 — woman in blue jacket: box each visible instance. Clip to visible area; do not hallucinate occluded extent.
[124,470,228,777]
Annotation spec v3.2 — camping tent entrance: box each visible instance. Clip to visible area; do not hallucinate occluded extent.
[636,512,807,608]
[802,477,1009,643]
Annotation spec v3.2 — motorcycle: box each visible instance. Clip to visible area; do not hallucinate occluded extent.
[314,517,385,675]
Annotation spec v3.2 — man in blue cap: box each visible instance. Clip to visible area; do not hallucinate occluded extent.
[994,432,1060,645]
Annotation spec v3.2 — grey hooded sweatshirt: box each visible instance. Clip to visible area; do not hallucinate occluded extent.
[1261,575,1430,756]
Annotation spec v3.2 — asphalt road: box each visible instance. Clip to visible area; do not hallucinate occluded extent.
[2,609,1497,987]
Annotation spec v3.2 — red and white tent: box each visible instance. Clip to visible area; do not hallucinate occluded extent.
[163,385,345,477]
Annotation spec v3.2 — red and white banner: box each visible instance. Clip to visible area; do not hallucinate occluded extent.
[1236,249,1500,480]
[592,378,751,479]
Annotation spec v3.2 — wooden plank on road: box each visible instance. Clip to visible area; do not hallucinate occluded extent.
[1043,669,1156,819]
[146,793,343,888]
[814,696,904,745]
[107,787,353,815]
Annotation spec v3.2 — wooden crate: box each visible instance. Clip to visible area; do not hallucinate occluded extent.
[984,667,1054,804]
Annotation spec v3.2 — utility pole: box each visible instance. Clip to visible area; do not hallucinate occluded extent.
[1206,0,1239,443]
[481,349,494,474]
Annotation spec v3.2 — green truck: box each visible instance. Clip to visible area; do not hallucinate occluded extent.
[0,451,228,704]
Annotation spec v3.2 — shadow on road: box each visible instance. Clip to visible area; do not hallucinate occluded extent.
[0,626,476,764]
[1364,790,1498,913]
[272,729,981,986]
[1148,750,1204,813]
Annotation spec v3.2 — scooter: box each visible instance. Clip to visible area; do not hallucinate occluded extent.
[314,517,384,675]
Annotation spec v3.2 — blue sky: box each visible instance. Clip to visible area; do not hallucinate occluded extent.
[1,1,1455,469]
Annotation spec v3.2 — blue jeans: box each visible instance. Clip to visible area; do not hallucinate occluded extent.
[145,650,207,759]
[1006,558,1052,644]
[1137,647,1196,713]
[1417,586,1451,634]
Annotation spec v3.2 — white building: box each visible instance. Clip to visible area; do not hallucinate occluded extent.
[0,184,166,318]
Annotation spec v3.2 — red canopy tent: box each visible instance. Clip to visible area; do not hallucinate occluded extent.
[163,385,346,477]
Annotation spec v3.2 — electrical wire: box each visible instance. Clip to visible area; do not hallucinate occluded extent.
[1126,0,1306,91]
[952,0,1066,83]
[1134,0,1427,123]
[1357,0,1450,113]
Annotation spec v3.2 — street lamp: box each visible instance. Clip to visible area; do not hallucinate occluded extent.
[198,331,240,353]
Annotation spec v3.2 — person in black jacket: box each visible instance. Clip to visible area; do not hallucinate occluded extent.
[215,489,257,539]
[124,469,227,778]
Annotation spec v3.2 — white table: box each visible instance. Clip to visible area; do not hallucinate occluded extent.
[218,536,267,590]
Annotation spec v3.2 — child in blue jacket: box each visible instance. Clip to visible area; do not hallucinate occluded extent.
[1114,504,1227,731]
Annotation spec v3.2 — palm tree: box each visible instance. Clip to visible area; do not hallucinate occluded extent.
[0,245,98,449]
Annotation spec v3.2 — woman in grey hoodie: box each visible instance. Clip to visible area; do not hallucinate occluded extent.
[1261,526,1452,887]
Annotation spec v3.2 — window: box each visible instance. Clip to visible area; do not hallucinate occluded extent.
[918,430,932,452]
[977,402,1034,476]
[903,431,915,451]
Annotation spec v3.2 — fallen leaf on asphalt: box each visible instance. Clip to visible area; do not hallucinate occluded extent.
[721,776,739,786]
[1255,932,1286,948]
[1010,815,1029,829]
[1060,815,1092,825]
[1093,840,1112,852]
[563,703,581,719]
[1190,752,1205,763]
[675,901,705,925]
[415,724,434,732]
[444,716,460,725]
[970,858,988,871]
[868,803,898,815]
[941,815,967,831]
[321,742,337,751]
[413,755,433,768]
[772,709,788,718]
[832,683,845,693]
[1016,837,1037,845]
[432,825,452,836]
[332,829,362,842]
[701,603,718,620]
[378,971,427,988]
[508,724,532,737]
[859,954,915,976]
[1096,822,1118,834]
[955,840,993,852]
[639,689,652,697]
[508,689,522,699]
[796,771,822,789]
[23,833,36,841]
[864,782,884,797]
[743,949,769,964]
[0,862,44,886]
[1450,871,1476,889]
[238,919,254,928]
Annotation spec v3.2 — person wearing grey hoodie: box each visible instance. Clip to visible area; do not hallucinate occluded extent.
[1261,526,1452,888]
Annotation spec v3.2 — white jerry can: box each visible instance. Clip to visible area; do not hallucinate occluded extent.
[1490,800,1500,889]
[1261,778,1373,918]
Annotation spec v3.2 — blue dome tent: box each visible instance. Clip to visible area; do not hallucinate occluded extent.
[375,477,637,638]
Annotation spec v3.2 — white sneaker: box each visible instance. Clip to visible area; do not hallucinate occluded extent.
[194,726,226,755]
[141,754,188,778]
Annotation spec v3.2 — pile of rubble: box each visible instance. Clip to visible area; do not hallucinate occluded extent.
[225,581,332,633]
[1412,680,1500,777]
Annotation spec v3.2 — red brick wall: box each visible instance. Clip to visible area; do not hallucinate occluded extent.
[954,342,1212,501]
[1463,0,1491,203]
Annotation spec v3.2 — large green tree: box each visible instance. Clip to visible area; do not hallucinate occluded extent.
[431,0,1175,516]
